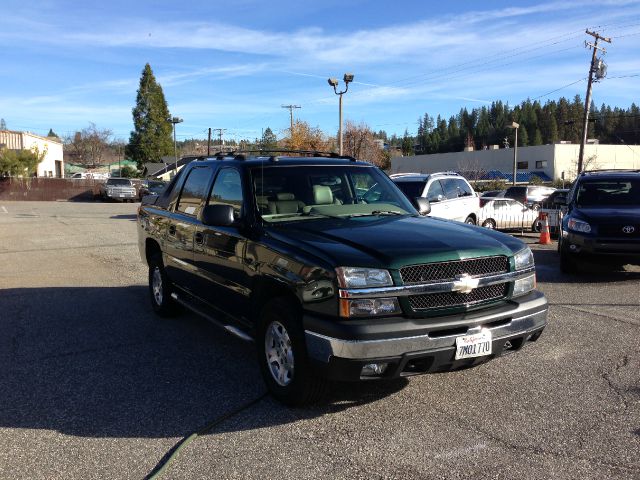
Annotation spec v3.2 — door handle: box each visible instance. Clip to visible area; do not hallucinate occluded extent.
[168,225,176,236]
[195,232,204,244]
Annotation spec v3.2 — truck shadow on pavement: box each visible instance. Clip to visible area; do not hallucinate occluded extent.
[0,286,406,440]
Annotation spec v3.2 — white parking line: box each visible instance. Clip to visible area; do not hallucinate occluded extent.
[0,206,8,214]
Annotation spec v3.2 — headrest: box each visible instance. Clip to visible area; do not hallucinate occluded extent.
[313,185,333,205]
[277,192,295,201]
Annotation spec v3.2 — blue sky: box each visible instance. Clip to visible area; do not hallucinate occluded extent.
[1,0,639,143]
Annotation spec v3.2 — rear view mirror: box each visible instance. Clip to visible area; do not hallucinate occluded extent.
[413,197,431,215]
[202,204,235,226]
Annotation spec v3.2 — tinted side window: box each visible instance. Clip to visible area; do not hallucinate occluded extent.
[455,179,473,196]
[426,180,445,201]
[441,178,470,199]
[208,168,243,217]
[394,181,426,199]
[176,167,214,216]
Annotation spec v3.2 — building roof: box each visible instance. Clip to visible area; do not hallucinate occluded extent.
[0,130,63,145]
[142,162,167,177]
[482,170,552,183]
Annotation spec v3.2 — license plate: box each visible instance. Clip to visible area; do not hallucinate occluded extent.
[455,329,492,360]
[119,194,125,197]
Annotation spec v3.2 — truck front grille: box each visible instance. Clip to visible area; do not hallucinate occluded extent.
[408,283,508,310]
[400,256,509,284]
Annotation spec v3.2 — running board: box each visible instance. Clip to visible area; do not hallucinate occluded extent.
[170,292,254,342]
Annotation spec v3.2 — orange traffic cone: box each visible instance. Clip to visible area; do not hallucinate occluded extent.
[538,212,551,245]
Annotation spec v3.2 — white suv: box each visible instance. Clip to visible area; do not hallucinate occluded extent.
[390,172,480,224]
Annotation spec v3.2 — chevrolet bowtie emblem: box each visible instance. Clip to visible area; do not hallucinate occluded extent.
[452,274,480,294]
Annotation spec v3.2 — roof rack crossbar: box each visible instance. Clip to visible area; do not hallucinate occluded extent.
[211,149,357,162]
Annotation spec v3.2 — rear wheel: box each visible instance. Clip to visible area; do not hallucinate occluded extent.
[482,219,496,229]
[148,255,179,316]
[257,298,327,406]
[532,219,542,233]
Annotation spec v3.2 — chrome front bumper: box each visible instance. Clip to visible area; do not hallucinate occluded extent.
[305,292,548,362]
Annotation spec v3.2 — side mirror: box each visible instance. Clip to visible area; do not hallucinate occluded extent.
[202,204,235,226]
[413,197,431,215]
[553,195,567,206]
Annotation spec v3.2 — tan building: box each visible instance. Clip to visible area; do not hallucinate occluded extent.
[391,144,640,182]
[0,130,64,177]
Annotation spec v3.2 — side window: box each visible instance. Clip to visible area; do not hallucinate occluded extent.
[208,168,243,217]
[455,179,473,197]
[426,180,445,202]
[441,178,464,200]
[176,167,214,216]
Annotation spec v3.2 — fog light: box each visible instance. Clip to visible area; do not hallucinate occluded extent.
[361,363,388,377]
[569,244,578,251]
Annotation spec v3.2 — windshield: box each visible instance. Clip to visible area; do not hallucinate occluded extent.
[107,178,132,186]
[575,179,640,206]
[251,165,416,222]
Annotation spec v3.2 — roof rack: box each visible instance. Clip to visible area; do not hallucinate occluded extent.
[581,169,640,175]
[211,149,357,162]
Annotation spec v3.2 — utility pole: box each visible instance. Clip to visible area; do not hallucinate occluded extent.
[327,74,354,156]
[207,127,212,156]
[578,29,611,173]
[212,128,227,151]
[281,105,301,134]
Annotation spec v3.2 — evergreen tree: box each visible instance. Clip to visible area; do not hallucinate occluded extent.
[518,127,529,147]
[47,128,59,138]
[127,63,174,168]
[0,118,6,130]
[260,127,278,150]
[532,129,543,146]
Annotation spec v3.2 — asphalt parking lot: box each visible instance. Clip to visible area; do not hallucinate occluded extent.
[0,201,638,480]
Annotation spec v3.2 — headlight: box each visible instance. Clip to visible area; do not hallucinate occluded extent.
[335,267,393,288]
[568,218,591,233]
[339,297,401,317]
[513,274,536,297]
[514,247,534,270]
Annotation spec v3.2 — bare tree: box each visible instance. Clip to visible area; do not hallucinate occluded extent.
[65,123,112,167]
[456,156,487,187]
[343,121,387,168]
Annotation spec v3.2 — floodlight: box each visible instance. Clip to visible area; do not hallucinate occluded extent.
[328,78,339,87]
[343,73,354,83]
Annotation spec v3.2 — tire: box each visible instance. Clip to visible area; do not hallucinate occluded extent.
[532,220,542,233]
[257,298,327,406]
[148,255,179,317]
[532,204,541,211]
[482,219,496,229]
[464,216,476,225]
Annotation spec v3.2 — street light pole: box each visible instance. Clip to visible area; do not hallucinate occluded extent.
[168,116,183,176]
[328,73,354,156]
[507,122,519,186]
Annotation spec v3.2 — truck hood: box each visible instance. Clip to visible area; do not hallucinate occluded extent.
[573,206,640,223]
[267,215,525,269]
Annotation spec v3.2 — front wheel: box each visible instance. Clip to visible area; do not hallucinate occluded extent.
[559,240,577,274]
[464,216,476,225]
[257,299,327,406]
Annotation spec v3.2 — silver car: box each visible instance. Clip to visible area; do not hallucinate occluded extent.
[480,198,541,232]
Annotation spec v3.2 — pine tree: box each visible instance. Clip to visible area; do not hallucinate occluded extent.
[127,64,174,168]
[47,128,59,138]
[0,118,6,130]
[260,127,278,150]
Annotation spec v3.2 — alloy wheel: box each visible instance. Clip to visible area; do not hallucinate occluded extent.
[265,321,295,386]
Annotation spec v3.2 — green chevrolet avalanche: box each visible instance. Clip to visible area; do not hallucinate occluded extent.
[138,152,548,405]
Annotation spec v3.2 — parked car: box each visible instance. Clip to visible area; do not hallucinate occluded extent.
[557,170,640,272]
[480,190,505,207]
[540,189,569,238]
[391,172,480,224]
[503,185,556,210]
[138,179,167,200]
[98,177,137,202]
[138,153,547,405]
[479,198,541,232]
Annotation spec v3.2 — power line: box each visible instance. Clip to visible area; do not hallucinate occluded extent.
[532,78,586,100]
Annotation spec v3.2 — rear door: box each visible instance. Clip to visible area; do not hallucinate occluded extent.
[163,165,215,291]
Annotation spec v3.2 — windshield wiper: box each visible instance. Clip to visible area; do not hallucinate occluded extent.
[371,210,404,216]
